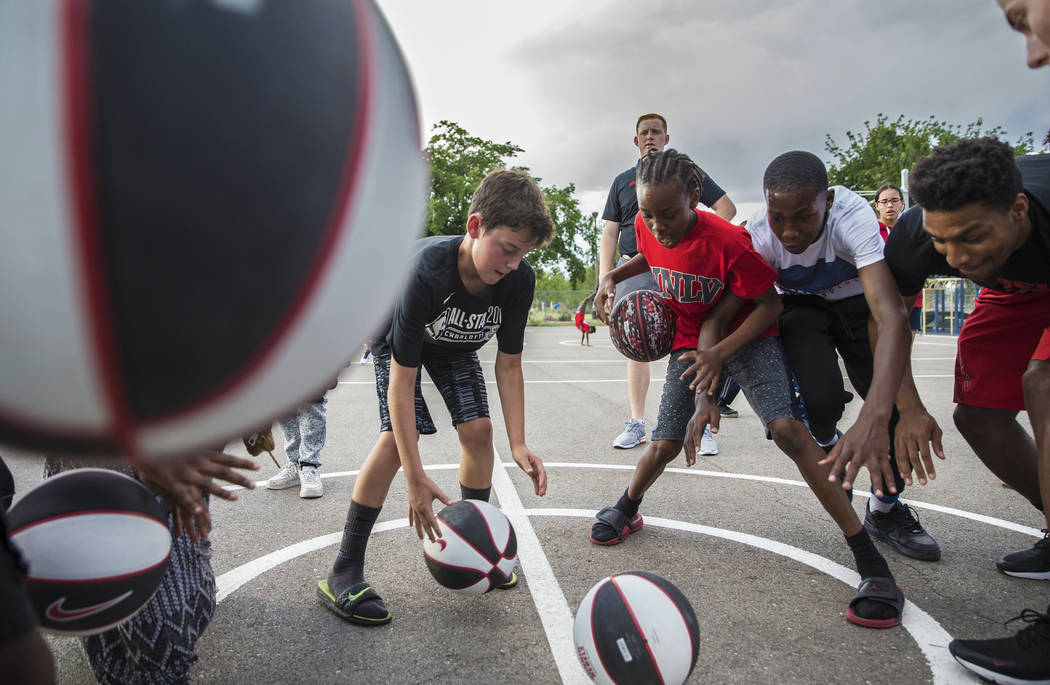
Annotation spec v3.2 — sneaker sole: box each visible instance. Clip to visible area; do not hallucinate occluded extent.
[863,521,941,562]
[612,437,646,449]
[266,481,300,490]
[951,652,1047,685]
[300,488,323,498]
[997,566,1050,580]
[699,447,718,456]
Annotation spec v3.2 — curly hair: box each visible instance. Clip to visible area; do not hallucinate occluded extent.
[469,169,554,246]
[909,137,1022,213]
[762,151,828,195]
[636,148,706,198]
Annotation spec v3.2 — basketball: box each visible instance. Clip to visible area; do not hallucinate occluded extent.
[0,0,426,461]
[422,500,518,595]
[6,468,171,636]
[573,571,699,685]
[609,291,677,362]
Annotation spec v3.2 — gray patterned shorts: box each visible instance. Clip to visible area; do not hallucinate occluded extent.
[653,336,805,441]
[373,351,490,434]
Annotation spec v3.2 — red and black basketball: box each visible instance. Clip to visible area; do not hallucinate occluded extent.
[421,500,518,596]
[0,1,426,461]
[609,290,677,362]
[7,468,171,635]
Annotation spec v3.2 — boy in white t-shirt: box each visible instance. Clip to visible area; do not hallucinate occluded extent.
[746,151,941,562]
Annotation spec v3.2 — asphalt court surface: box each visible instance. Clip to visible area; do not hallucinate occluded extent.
[7,326,1047,684]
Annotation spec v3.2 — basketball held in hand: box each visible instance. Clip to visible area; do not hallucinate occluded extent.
[609,290,677,362]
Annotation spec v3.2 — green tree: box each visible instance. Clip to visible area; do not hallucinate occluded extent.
[424,120,523,236]
[423,120,594,287]
[824,114,1035,193]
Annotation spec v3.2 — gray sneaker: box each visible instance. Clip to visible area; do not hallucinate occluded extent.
[266,461,300,490]
[299,466,323,499]
[612,419,647,449]
[699,426,719,456]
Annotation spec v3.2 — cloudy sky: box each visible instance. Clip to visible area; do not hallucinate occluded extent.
[376,0,1049,221]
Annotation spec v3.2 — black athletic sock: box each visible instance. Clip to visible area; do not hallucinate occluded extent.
[329,500,381,596]
[845,529,897,621]
[615,489,642,518]
[460,483,491,502]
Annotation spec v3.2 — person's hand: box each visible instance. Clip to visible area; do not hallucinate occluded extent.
[406,475,452,542]
[684,397,720,467]
[893,408,945,486]
[595,275,617,325]
[818,412,896,498]
[511,444,547,496]
[137,451,259,542]
[677,348,723,395]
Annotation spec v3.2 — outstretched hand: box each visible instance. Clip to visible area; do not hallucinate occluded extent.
[894,408,946,486]
[406,475,453,542]
[818,415,896,498]
[137,450,259,542]
[677,348,723,395]
[511,444,547,496]
[594,276,616,325]
[684,398,720,467]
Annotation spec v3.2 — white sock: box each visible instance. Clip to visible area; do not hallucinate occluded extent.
[869,495,898,513]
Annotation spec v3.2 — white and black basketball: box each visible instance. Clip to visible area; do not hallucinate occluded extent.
[7,468,171,635]
[0,0,426,461]
[609,290,677,362]
[574,571,700,685]
[422,500,517,596]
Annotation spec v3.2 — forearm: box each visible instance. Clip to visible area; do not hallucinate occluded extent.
[388,360,425,482]
[608,253,649,284]
[705,290,781,359]
[494,352,527,449]
[711,195,737,223]
[599,221,620,278]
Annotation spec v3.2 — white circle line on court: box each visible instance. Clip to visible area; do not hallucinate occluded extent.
[212,509,974,685]
[229,463,1041,538]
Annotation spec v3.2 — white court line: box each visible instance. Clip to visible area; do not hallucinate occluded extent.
[225,463,1042,537]
[525,509,975,685]
[213,508,974,684]
[491,450,589,684]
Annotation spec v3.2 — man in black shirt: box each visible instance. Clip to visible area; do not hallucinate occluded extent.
[599,113,736,452]
[876,137,1050,682]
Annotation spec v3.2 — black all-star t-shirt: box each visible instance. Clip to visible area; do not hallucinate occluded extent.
[376,235,535,367]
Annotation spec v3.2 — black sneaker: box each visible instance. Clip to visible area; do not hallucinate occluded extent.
[863,501,941,561]
[997,530,1050,580]
[719,404,739,418]
[949,607,1050,684]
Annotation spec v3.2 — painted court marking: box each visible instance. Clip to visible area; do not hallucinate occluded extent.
[213,506,974,684]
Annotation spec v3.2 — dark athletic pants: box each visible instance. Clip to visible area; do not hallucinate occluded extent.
[778,293,906,495]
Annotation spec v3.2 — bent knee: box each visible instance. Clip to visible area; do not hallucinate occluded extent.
[456,418,494,450]
[768,418,814,458]
[650,439,684,465]
[1023,360,1050,403]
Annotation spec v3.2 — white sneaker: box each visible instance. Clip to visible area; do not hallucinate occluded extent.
[699,426,719,456]
[612,419,647,449]
[266,462,300,490]
[299,466,323,499]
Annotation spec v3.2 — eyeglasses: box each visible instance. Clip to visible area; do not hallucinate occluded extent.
[875,198,903,207]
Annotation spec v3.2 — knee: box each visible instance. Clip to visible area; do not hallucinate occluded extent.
[768,419,813,459]
[457,418,493,452]
[648,440,683,466]
[953,404,987,436]
[1023,360,1050,405]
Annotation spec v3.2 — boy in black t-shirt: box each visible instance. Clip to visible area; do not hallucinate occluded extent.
[872,138,1050,681]
[317,169,554,626]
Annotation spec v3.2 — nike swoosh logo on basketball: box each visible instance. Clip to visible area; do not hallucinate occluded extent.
[46,591,133,622]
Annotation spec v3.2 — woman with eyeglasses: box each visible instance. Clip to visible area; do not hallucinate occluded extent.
[873,184,922,335]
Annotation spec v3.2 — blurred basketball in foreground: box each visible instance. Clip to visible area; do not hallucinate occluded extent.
[0,0,426,460]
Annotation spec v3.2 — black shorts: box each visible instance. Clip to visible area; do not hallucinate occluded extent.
[0,507,37,647]
[374,351,490,434]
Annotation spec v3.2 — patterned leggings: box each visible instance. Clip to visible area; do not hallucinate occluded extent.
[43,458,215,685]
